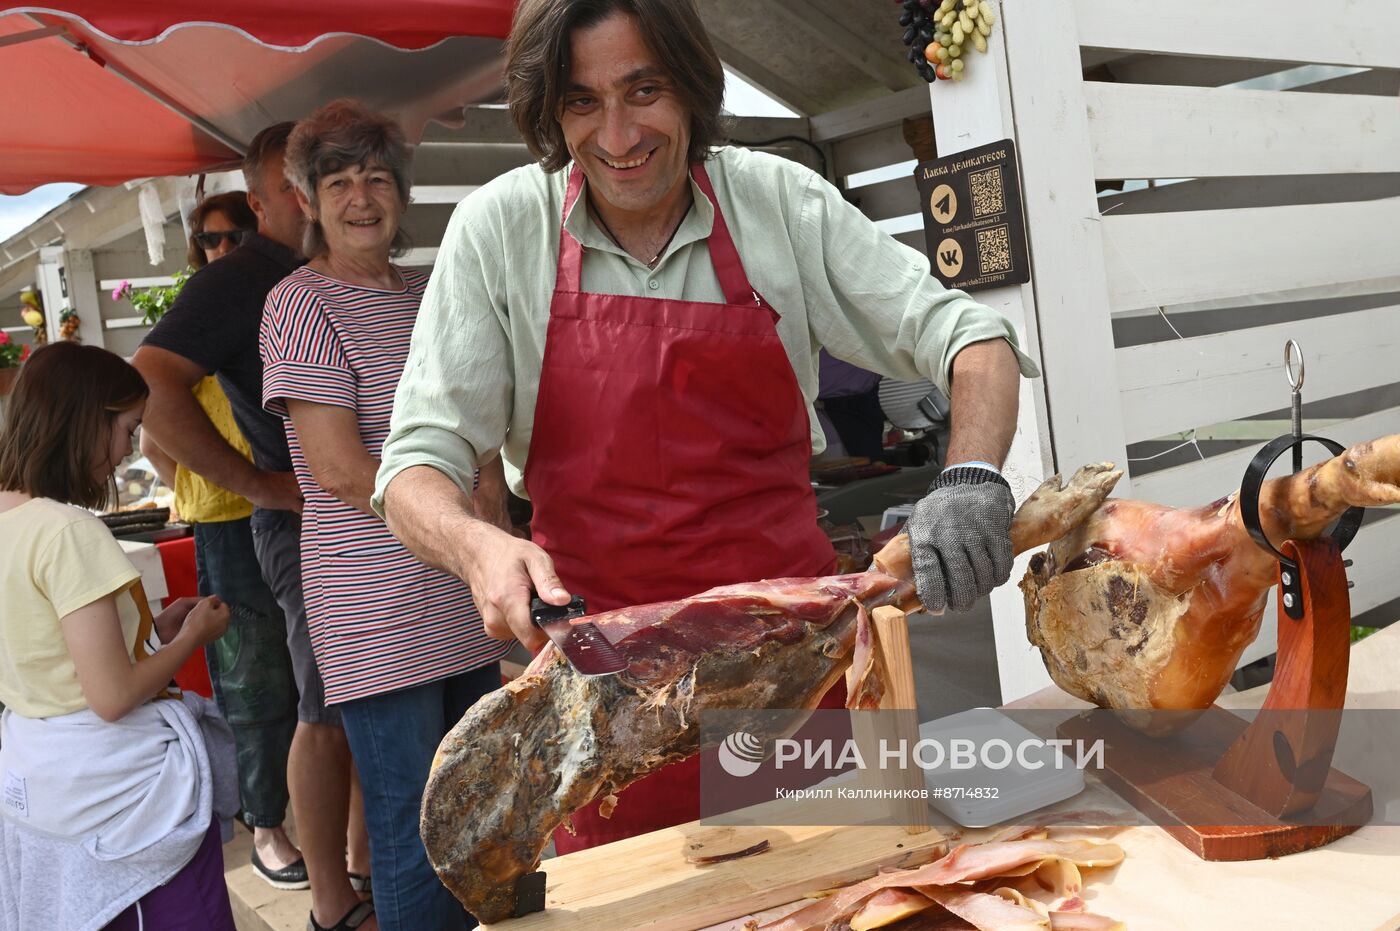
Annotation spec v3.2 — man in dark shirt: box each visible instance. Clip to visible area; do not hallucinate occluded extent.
[134,125,371,931]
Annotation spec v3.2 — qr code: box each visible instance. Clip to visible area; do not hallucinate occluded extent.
[969,166,1005,218]
[976,224,1012,275]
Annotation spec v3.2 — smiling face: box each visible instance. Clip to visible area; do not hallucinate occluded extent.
[303,162,405,262]
[559,11,691,220]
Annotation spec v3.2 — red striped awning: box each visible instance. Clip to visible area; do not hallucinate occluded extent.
[0,1,516,194]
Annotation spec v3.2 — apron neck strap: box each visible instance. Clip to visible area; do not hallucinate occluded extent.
[690,162,760,307]
[557,166,587,292]
[557,162,761,307]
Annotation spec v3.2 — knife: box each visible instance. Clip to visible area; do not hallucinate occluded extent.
[530,594,627,676]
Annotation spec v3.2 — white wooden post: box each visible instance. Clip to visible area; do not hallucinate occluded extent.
[1000,0,1130,483]
[35,246,66,346]
[928,0,1058,702]
[37,245,106,349]
[62,249,105,349]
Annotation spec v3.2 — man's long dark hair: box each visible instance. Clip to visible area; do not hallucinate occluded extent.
[506,0,728,171]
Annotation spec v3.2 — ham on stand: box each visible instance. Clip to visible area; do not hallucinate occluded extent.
[1024,434,1400,731]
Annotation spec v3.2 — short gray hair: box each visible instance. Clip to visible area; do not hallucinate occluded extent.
[242,122,295,194]
[284,100,414,259]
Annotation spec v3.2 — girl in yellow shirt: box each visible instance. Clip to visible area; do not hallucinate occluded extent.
[0,341,235,930]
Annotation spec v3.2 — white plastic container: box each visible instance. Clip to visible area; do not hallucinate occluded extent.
[917,707,1085,828]
[879,503,916,531]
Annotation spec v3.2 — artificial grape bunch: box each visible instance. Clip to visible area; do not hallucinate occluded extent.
[897,0,996,83]
[58,308,81,342]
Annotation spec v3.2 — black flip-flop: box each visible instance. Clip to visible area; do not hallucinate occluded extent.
[308,901,374,931]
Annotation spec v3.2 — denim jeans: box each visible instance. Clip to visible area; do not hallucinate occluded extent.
[194,517,298,829]
[339,664,502,931]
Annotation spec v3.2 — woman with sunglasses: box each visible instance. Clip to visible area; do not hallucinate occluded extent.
[141,189,310,893]
[188,194,254,265]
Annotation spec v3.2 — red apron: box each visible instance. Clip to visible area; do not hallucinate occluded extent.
[527,164,839,853]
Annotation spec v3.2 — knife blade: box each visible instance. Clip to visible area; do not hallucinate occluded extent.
[530,595,627,677]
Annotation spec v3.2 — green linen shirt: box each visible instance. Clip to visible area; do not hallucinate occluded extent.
[372,145,1039,509]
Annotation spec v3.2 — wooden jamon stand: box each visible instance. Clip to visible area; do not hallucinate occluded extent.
[1059,350,1373,861]
[482,606,942,930]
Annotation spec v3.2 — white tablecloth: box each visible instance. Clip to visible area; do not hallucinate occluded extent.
[118,538,169,621]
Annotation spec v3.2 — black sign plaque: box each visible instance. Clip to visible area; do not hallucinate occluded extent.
[914,138,1030,293]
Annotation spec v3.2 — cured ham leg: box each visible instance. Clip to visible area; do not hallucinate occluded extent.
[421,466,1119,923]
[1024,434,1400,725]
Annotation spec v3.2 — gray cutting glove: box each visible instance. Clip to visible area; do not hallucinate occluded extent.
[905,465,1015,612]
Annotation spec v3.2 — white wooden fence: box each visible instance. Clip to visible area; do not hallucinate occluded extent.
[950,0,1400,700]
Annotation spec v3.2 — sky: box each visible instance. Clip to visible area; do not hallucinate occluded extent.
[0,70,794,245]
[723,67,798,118]
[0,183,82,243]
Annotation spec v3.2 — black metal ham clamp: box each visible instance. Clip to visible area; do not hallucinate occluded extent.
[1061,340,1373,860]
[1237,339,1363,620]
[510,870,547,919]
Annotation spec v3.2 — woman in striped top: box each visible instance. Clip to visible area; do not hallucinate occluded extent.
[260,100,511,931]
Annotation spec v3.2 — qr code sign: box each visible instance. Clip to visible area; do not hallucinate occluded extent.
[969,166,1005,218]
[976,224,1012,275]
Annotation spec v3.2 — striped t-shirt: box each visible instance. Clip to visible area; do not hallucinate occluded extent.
[260,266,508,704]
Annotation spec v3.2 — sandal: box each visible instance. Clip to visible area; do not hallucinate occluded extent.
[308,901,374,931]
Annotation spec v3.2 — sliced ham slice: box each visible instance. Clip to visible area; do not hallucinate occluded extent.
[1032,857,1082,905]
[988,888,1048,917]
[849,888,937,930]
[922,889,1048,931]
[760,839,1124,931]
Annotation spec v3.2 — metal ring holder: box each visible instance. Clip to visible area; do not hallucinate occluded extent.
[1238,341,1364,617]
[1284,339,1305,471]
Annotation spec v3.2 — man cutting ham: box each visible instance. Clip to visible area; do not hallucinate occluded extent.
[373,0,1039,854]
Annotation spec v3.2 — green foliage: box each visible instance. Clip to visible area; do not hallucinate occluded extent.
[0,331,29,368]
[113,268,192,326]
[1350,625,1379,644]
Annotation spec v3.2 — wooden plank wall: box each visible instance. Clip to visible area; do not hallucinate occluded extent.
[830,124,923,247]
[1011,0,1400,646]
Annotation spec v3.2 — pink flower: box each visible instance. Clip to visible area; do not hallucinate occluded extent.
[0,331,9,346]
[111,281,130,301]
[19,344,30,362]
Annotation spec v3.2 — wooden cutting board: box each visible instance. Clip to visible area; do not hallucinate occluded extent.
[479,818,946,931]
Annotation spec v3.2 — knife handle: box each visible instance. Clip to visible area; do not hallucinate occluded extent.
[530,594,588,626]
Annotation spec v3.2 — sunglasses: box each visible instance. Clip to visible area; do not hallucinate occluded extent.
[192,229,249,250]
